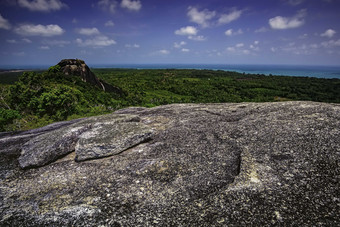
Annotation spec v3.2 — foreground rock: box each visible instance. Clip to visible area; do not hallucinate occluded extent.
[0,101,339,226]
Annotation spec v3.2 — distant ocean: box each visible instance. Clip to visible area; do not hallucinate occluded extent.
[1,64,340,79]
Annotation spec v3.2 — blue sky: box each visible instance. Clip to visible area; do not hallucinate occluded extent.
[0,0,340,66]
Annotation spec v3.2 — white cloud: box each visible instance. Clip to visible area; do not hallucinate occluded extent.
[22,38,32,43]
[14,24,64,37]
[121,0,142,11]
[0,14,11,30]
[6,38,33,44]
[255,27,268,33]
[7,39,17,44]
[125,43,140,48]
[42,39,70,47]
[175,26,198,36]
[321,39,340,48]
[174,41,186,48]
[13,52,26,56]
[286,0,305,6]
[269,9,306,30]
[77,27,100,36]
[158,49,170,55]
[226,41,258,55]
[181,48,190,52]
[298,33,308,39]
[98,0,117,14]
[242,50,250,55]
[188,35,206,41]
[281,43,318,55]
[218,9,242,25]
[226,47,236,52]
[187,6,216,28]
[320,29,336,38]
[105,20,115,27]
[76,36,116,47]
[39,46,50,50]
[236,43,244,48]
[224,28,243,36]
[17,0,67,12]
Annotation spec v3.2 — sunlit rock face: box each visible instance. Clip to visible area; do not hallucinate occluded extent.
[0,101,339,226]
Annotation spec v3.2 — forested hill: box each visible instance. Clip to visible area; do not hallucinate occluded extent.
[0,65,339,131]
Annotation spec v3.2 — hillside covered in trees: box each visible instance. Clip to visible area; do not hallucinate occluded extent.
[0,66,339,131]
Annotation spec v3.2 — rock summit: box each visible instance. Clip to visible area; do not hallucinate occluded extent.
[57,59,122,94]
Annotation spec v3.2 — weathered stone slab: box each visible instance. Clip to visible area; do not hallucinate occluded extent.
[18,125,90,169]
[75,122,154,161]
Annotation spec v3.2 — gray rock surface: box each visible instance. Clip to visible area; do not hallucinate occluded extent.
[18,125,90,169]
[0,101,339,226]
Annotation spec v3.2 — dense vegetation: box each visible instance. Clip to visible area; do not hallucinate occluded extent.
[0,67,339,131]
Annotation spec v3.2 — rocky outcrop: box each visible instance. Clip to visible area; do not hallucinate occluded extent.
[57,59,123,94]
[0,101,339,226]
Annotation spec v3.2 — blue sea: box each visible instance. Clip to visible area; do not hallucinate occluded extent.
[1,64,340,79]
[92,64,340,79]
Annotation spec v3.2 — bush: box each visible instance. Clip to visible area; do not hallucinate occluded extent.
[0,108,21,131]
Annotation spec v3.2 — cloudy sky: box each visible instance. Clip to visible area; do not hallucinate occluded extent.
[0,0,340,66]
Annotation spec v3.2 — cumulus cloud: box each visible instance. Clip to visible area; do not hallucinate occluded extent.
[76,35,116,47]
[97,0,117,14]
[174,41,186,48]
[22,38,32,43]
[269,9,306,29]
[42,39,70,47]
[321,39,340,48]
[125,43,140,48]
[218,9,242,25]
[39,45,50,50]
[14,24,64,37]
[0,14,11,30]
[77,27,100,36]
[250,41,260,51]
[175,26,198,36]
[320,29,336,38]
[188,35,206,41]
[226,41,259,55]
[187,6,216,28]
[17,0,67,12]
[158,49,170,55]
[224,28,243,36]
[255,27,268,33]
[181,48,190,52]
[235,43,244,48]
[105,20,115,27]
[121,0,142,11]
[286,0,305,6]
[7,39,17,44]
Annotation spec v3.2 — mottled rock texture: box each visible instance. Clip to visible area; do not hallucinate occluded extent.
[0,101,339,226]
[57,59,123,94]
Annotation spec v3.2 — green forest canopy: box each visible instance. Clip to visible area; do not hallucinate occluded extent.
[0,67,339,131]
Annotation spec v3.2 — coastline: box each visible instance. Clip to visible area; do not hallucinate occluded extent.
[1,64,340,79]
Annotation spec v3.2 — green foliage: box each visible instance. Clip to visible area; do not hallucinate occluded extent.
[0,67,339,132]
[0,108,21,131]
[48,65,61,73]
